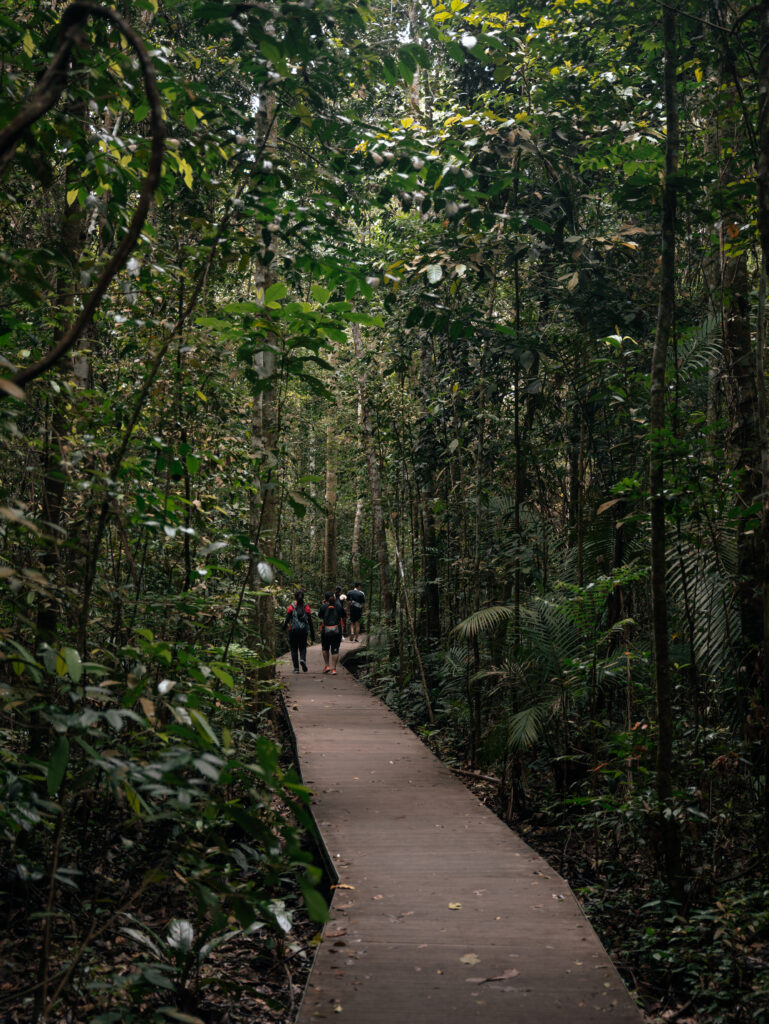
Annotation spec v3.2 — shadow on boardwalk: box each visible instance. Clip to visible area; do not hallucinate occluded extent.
[283,637,642,1023]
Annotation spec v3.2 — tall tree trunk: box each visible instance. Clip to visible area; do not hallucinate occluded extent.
[649,2,683,900]
[248,92,278,663]
[352,323,393,615]
[721,232,763,711]
[38,152,85,643]
[753,0,769,838]
[324,408,338,585]
[417,336,441,642]
[351,494,364,583]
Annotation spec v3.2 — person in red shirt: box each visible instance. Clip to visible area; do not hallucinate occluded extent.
[283,590,315,673]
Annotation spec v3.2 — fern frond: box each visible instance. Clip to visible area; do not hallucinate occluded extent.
[453,604,514,640]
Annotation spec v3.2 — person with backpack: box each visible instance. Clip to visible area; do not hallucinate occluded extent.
[319,589,344,674]
[283,590,315,674]
[346,582,365,642]
[334,586,348,639]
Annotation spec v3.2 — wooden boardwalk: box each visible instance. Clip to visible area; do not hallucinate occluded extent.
[282,639,642,1023]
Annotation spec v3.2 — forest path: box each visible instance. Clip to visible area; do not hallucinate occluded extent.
[282,638,642,1023]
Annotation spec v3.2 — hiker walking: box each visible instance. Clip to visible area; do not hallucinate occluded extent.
[283,590,315,674]
[335,586,348,639]
[320,589,344,674]
[346,581,365,642]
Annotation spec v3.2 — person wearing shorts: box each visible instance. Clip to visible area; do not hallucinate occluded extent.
[320,590,343,674]
[346,582,365,641]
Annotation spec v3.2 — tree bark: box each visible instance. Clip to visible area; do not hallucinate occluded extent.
[649,2,683,900]
[248,92,279,663]
[352,323,393,615]
[754,0,769,838]
[324,407,338,585]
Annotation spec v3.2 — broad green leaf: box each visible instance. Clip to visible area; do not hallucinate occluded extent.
[300,877,329,923]
[311,284,332,305]
[190,709,219,746]
[210,664,234,688]
[62,646,83,683]
[264,282,288,303]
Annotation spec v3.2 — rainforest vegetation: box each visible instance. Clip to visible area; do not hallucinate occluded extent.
[2,0,769,1021]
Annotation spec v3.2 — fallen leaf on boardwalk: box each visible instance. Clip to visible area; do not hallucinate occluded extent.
[466,969,520,984]
[334,1005,343,1013]
[448,902,462,910]
[326,929,347,938]
[552,893,566,901]
[332,884,355,890]
[372,894,384,900]
[472,889,486,895]
[460,953,481,965]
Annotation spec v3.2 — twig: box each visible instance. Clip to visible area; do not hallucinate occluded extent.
[450,766,501,785]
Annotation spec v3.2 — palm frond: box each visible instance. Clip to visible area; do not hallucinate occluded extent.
[506,700,556,751]
[453,604,514,640]
[666,538,740,675]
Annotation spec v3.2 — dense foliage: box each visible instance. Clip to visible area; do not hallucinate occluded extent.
[2,0,769,1021]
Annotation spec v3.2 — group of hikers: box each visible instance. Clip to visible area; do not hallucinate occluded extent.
[282,583,366,675]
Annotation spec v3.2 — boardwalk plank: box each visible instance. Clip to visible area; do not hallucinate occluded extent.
[284,640,642,1023]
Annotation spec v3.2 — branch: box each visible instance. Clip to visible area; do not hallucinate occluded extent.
[0,2,165,401]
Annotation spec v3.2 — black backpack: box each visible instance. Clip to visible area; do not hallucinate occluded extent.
[324,602,340,628]
[290,603,308,632]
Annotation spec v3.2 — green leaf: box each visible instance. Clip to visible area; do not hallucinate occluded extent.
[47,735,69,796]
[264,282,288,304]
[190,708,219,747]
[210,664,234,688]
[62,646,83,683]
[311,284,332,305]
[300,876,329,923]
[123,784,143,816]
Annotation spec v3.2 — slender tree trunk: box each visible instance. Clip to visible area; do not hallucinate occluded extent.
[721,231,763,712]
[351,495,364,583]
[248,92,278,663]
[754,0,769,837]
[417,336,441,641]
[38,152,85,643]
[352,323,393,615]
[649,2,683,900]
[324,409,338,585]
